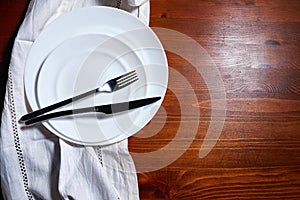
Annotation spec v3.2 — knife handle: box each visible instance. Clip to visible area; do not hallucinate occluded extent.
[24,107,96,125]
[20,89,97,121]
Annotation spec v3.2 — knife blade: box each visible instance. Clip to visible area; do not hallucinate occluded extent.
[23,97,161,125]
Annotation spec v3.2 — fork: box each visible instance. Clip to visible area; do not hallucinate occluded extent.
[20,70,138,121]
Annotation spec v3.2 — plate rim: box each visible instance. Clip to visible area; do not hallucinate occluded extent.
[24,6,168,145]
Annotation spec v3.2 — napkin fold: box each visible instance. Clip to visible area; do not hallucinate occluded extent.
[0,0,149,199]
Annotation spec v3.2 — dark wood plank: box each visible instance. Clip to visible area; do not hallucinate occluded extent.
[129,0,300,199]
[0,0,28,116]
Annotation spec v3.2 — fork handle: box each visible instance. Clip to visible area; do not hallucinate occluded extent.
[20,89,98,121]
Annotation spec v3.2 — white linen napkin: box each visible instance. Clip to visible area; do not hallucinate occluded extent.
[0,0,149,199]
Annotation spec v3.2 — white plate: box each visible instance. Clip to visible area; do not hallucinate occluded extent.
[24,7,168,145]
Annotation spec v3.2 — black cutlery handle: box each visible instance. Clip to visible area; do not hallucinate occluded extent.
[20,89,98,121]
[24,107,96,125]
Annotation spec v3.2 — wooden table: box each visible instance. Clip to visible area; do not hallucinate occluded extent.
[1,0,299,199]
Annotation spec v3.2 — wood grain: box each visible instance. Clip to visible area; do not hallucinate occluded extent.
[129,0,300,199]
[0,0,299,199]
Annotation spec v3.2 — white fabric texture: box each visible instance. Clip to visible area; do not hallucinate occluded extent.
[0,0,149,199]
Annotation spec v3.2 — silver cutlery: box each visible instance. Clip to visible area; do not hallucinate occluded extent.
[20,70,138,122]
[24,97,161,125]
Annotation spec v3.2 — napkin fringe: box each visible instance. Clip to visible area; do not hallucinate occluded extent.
[7,69,33,200]
[96,146,104,167]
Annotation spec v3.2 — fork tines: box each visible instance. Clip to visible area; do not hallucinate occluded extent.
[117,70,138,87]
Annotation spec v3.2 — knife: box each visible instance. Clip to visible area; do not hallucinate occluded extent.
[23,97,161,125]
